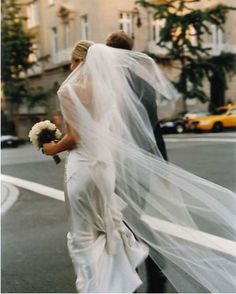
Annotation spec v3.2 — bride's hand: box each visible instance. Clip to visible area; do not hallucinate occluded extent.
[43,141,58,156]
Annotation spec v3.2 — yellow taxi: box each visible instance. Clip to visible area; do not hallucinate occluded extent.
[185,105,236,132]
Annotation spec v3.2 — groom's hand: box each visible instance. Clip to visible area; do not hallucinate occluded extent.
[43,141,58,156]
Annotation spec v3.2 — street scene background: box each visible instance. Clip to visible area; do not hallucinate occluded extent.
[1,0,236,293]
[2,132,236,292]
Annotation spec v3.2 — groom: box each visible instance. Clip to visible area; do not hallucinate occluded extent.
[106,31,168,293]
[106,30,168,161]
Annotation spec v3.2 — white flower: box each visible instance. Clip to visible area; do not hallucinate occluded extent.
[55,129,62,139]
[28,120,59,148]
[48,124,56,131]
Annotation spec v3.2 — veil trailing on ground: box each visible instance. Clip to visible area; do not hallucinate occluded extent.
[58,44,236,293]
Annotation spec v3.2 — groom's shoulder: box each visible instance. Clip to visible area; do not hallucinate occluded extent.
[129,70,156,98]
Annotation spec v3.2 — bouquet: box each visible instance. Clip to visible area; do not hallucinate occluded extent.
[28,120,62,164]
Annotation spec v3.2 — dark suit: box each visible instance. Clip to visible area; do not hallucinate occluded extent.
[129,71,168,292]
[129,71,168,161]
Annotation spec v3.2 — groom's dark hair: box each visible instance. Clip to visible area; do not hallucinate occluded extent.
[106,30,134,50]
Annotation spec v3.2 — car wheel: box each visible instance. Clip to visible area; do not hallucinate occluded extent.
[175,124,184,134]
[212,122,223,132]
[6,140,18,148]
[12,142,19,148]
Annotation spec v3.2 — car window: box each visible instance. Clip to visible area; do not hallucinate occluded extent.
[229,108,236,114]
[212,109,228,115]
[192,111,208,114]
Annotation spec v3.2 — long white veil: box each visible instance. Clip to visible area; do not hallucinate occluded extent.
[58,44,236,293]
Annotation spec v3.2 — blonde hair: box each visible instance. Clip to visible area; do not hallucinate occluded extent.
[71,40,94,62]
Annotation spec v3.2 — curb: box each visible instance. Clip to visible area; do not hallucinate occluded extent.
[1,181,19,214]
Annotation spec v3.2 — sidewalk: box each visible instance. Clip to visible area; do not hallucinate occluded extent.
[1,180,19,214]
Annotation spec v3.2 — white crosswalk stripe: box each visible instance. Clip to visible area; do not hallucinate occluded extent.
[2,174,236,257]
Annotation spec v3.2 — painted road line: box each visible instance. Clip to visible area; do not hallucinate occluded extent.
[164,132,236,138]
[1,174,64,202]
[142,215,236,257]
[165,138,236,143]
[2,174,236,257]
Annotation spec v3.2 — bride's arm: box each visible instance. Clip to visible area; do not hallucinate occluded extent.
[43,122,78,156]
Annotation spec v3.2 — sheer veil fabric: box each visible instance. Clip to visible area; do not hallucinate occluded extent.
[58,44,236,293]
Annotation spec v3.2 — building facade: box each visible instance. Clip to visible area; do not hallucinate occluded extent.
[11,0,236,137]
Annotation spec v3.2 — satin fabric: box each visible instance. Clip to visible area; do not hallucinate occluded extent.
[64,148,148,293]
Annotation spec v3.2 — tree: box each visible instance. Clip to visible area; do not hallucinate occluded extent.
[207,53,236,110]
[1,0,49,135]
[138,0,236,111]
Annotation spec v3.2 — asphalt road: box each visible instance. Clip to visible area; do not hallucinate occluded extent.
[1,132,236,293]
[166,133,236,192]
[1,189,76,293]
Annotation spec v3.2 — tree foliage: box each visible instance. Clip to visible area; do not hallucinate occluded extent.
[1,0,49,107]
[138,0,236,108]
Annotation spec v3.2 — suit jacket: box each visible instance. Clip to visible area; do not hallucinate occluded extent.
[128,71,168,292]
[128,71,168,160]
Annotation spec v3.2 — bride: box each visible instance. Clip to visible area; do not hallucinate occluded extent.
[43,40,236,293]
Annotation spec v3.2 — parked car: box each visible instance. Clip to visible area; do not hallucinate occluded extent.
[185,105,236,132]
[160,118,185,134]
[183,110,210,121]
[1,135,20,148]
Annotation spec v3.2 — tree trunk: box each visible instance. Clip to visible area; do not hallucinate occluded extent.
[209,74,226,112]
[180,53,188,114]
[182,98,188,113]
[13,105,20,137]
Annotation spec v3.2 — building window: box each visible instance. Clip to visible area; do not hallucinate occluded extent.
[152,24,156,42]
[81,15,89,40]
[52,27,59,61]
[119,12,132,37]
[64,23,71,49]
[27,1,39,28]
[211,24,225,54]
[48,0,55,5]
[29,43,40,63]
[152,18,165,43]
[212,25,225,45]
[28,43,42,74]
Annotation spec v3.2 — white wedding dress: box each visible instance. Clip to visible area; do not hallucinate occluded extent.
[58,44,236,293]
[64,148,148,293]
